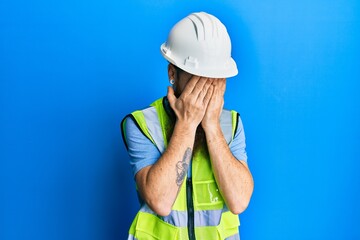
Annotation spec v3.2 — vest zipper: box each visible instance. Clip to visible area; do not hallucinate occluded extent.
[187,178,195,240]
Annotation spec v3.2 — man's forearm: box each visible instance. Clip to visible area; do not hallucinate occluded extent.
[204,124,254,214]
[136,121,196,216]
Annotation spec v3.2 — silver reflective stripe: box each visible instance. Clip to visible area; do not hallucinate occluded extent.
[161,210,187,227]
[142,107,166,153]
[142,107,234,151]
[139,204,188,227]
[194,209,223,226]
[127,234,137,240]
[139,204,229,228]
[226,233,240,240]
[139,204,157,214]
[220,110,234,144]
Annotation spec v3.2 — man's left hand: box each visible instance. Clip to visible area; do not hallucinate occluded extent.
[201,78,226,131]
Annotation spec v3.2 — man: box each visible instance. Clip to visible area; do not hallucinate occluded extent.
[121,12,253,240]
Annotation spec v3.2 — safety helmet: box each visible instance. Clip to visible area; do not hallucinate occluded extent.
[160,12,238,78]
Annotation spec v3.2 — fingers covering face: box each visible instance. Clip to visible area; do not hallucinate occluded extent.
[179,76,225,101]
[179,76,201,97]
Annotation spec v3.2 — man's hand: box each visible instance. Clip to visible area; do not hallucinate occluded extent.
[201,78,226,131]
[167,76,214,130]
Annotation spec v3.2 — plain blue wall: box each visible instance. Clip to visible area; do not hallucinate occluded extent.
[1,0,359,239]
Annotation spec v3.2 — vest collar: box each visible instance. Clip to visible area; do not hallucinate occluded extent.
[162,96,176,121]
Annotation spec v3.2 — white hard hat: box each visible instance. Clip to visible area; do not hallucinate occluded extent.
[160,12,238,78]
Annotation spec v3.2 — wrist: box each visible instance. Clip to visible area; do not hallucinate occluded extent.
[175,119,198,135]
[203,121,222,136]
[202,119,220,131]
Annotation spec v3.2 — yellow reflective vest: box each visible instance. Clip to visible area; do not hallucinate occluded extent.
[121,97,241,240]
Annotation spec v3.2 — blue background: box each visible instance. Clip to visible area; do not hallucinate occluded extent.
[1,0,359,239]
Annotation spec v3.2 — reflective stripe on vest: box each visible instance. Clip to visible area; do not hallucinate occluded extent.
[128,233,239,240]
[142,107,166,153]
[127,234,239,240]
[140,106,235,148]
[138,203,229,227]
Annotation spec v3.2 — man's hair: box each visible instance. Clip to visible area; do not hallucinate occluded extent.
[171,63,184,80]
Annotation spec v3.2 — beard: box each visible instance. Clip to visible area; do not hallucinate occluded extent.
[194,125,207,153]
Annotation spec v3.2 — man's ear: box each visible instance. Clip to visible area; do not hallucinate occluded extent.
[168,63,176,80]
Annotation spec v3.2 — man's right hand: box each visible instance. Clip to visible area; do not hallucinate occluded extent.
[167,76,214,130]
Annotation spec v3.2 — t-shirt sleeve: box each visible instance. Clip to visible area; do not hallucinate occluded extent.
[229,114,248,163]
[123,116,161,177]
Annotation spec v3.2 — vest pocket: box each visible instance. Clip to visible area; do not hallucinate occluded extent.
[193,180,224,209]
[216,211,240,239]
[134,211,178,240]
[194,211,240,240]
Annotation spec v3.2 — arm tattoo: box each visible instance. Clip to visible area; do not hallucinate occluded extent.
[176,147,192,186]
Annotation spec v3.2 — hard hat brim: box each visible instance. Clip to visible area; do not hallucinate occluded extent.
[160,43,238,79]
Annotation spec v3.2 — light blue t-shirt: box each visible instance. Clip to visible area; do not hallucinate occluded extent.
[124,114,247,178]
